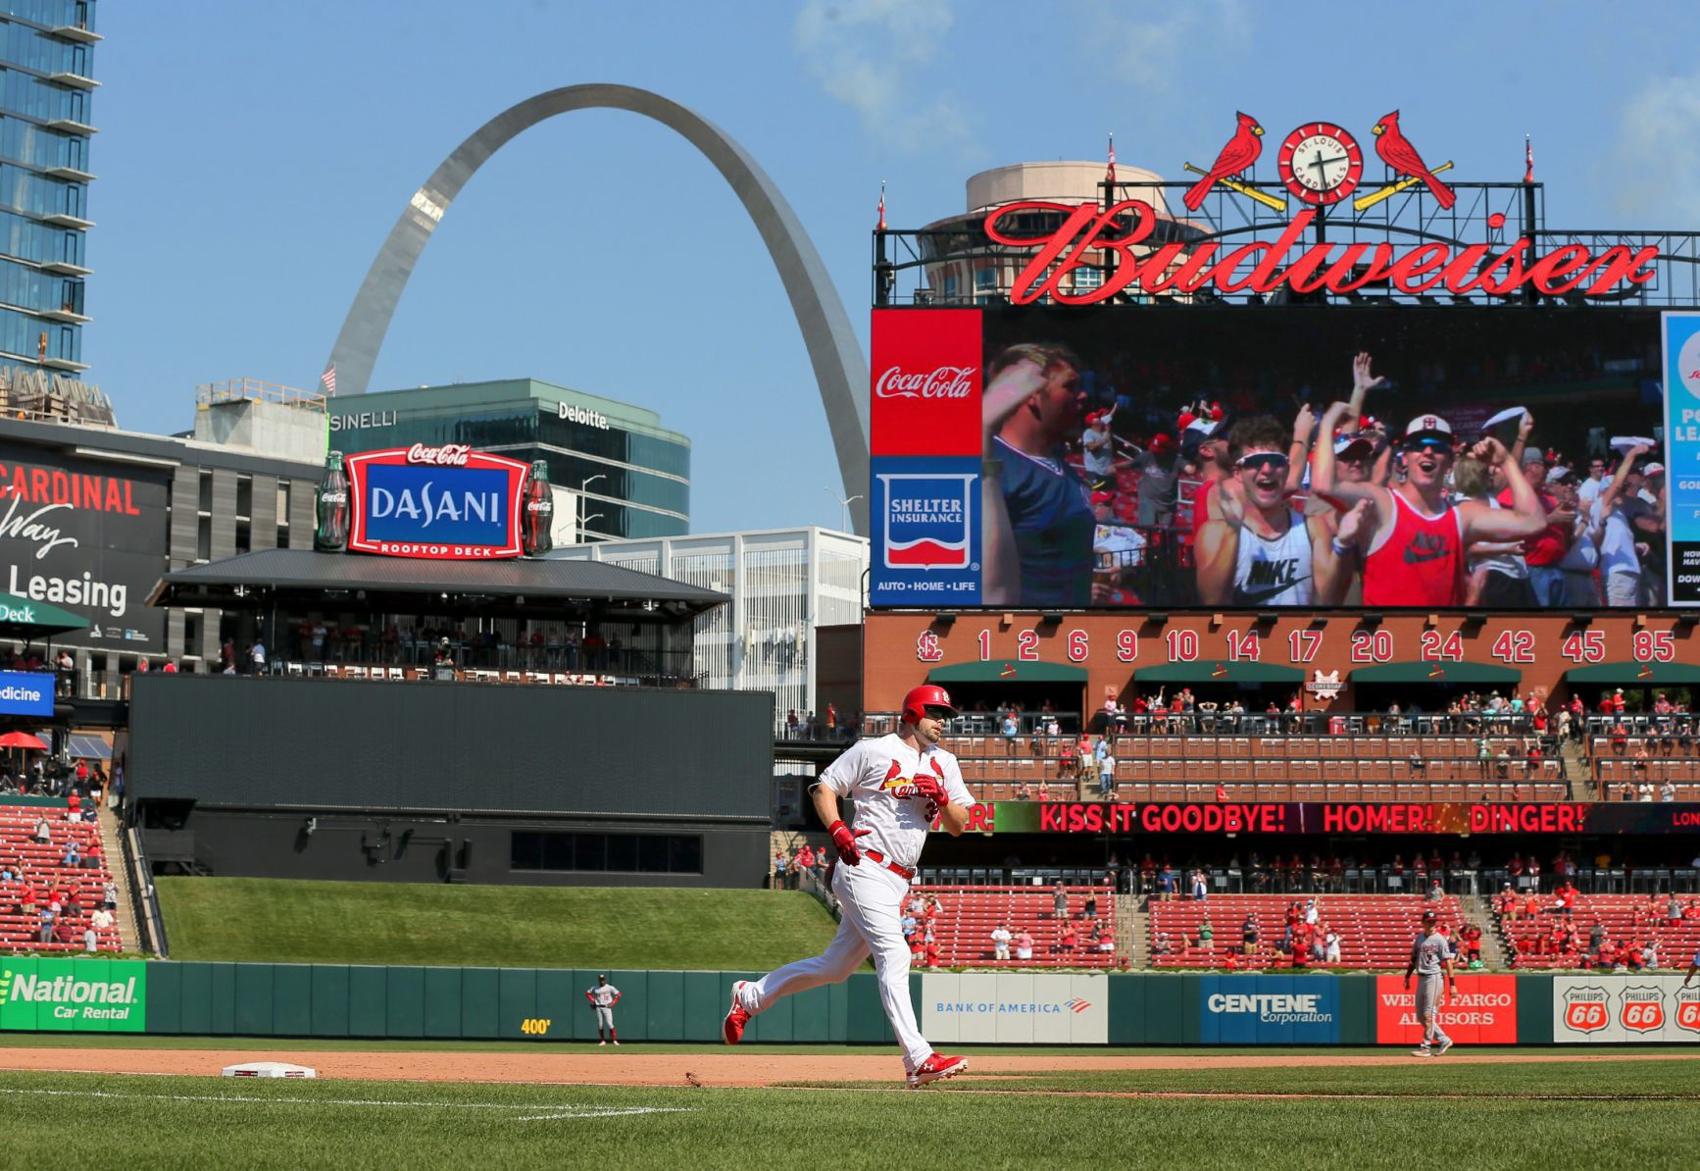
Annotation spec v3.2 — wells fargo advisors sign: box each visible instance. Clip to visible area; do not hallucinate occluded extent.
[345,445,529,560]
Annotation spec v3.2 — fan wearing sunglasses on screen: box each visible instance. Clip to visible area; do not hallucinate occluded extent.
[1195,415,1358,607]
[1312,400,1547,608]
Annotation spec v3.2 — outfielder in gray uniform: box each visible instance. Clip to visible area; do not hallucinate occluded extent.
[586,974,622,1046]
[1404,910,1456,1056]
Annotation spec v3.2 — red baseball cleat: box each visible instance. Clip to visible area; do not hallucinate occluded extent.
[906,1053,968,1088]
[723,980,751,1045]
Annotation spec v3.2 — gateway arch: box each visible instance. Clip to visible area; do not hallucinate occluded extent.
[325,83,869,535]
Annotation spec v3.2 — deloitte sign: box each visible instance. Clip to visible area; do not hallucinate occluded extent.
[0,959,146,1032]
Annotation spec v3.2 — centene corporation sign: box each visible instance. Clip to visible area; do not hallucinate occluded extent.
[983,201,1661,304]
[344,445,530,560]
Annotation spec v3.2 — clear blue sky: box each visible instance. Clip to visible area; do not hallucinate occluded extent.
[86,0,1700,533]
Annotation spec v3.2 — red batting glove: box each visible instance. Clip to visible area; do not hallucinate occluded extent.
[829,820,871,866]
[911,775,948,807]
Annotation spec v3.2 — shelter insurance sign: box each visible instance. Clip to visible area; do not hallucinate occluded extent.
[0,442,169,649]
[345,446,529,559]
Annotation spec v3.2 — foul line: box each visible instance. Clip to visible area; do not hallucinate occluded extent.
[0,1086,691,1120]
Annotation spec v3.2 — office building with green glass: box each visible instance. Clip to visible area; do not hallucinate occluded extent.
[0,1,96,373]
[325,378,689,540]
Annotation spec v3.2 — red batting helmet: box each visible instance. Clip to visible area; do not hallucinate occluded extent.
[902,684,958,725]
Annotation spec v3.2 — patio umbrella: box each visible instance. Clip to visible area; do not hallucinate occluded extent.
[0,731,47,750]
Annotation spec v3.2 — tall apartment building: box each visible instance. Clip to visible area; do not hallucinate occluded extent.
[0,1,96,373]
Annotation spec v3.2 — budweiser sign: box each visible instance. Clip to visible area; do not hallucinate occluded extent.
[983,201,1661,305]
[875,365,975,399]
[406,443,472,467]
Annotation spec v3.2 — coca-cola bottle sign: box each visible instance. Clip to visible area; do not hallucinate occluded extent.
[314,451,350,552]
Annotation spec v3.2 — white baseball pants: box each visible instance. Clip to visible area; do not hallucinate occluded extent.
[739,856,931,1071]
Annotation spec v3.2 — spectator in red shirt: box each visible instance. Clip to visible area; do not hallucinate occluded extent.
[1059,923,1079,955]
[1290,922,1312,968]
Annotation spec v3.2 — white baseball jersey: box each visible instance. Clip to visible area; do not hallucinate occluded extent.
[587,983,620,1007]
[819,733,971,871]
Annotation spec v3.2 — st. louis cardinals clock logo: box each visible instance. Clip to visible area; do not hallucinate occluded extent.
[1183,110,1456,214]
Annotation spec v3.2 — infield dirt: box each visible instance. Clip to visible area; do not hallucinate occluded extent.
[1,1047,1698,1088]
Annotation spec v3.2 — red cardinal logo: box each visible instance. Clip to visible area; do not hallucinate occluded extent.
[1371,110,1454,209]
[1182,112,1264,210]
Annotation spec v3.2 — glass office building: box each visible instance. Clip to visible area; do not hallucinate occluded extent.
[0,1,96,373]
[326,378,690,540]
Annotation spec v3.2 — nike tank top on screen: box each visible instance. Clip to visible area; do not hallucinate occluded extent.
[1363,490,1465,606]
[1231,511,1313,606]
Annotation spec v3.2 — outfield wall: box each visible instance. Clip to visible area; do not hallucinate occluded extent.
[3,961,1696,1044]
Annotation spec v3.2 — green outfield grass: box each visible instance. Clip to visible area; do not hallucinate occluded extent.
[155,878,838,969]
[0,1060,1697,1169]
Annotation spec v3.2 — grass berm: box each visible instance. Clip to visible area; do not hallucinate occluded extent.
[155,878,838,969]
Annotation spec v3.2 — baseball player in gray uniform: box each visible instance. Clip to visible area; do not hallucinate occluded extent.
[586,974,621,1046]
[1404,910,1456,1056]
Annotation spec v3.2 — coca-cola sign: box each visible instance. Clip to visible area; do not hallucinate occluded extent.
[983,201,1660,305]
[870,308,981,457]
[344,447,529,560]
[406,443,472,467]
[875,365,975,400]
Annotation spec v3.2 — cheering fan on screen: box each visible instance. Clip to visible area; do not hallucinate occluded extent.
[1312,399,1547,607]
[980,343,1095,606]
[1195,415,1361,607]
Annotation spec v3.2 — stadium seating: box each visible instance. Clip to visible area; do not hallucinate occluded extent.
[1585,729,1700,800]
[944,728,1567,804]
[0,804,122,952]
[1494,892,1700,968]
[1147,893,1464,969]
[906,885,1119,968]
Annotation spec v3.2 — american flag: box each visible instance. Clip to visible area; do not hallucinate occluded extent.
[877,180,886,231]
[1105,132,1116,187]
[320,365,336,396]
[1524,135,1534,184]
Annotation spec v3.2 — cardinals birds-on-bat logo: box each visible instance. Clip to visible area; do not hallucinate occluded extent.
[1182,112,1264,211]
[1371,111,1455,209]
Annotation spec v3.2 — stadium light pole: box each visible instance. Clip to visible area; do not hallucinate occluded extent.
[823,487,863,534]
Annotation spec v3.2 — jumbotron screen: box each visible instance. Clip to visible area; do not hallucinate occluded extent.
[869,304,1700,611]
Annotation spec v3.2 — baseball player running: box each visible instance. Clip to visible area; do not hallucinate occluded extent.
[1404,910,1456,1056]
[586,974,621,1046]
[723,684,973,1088]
